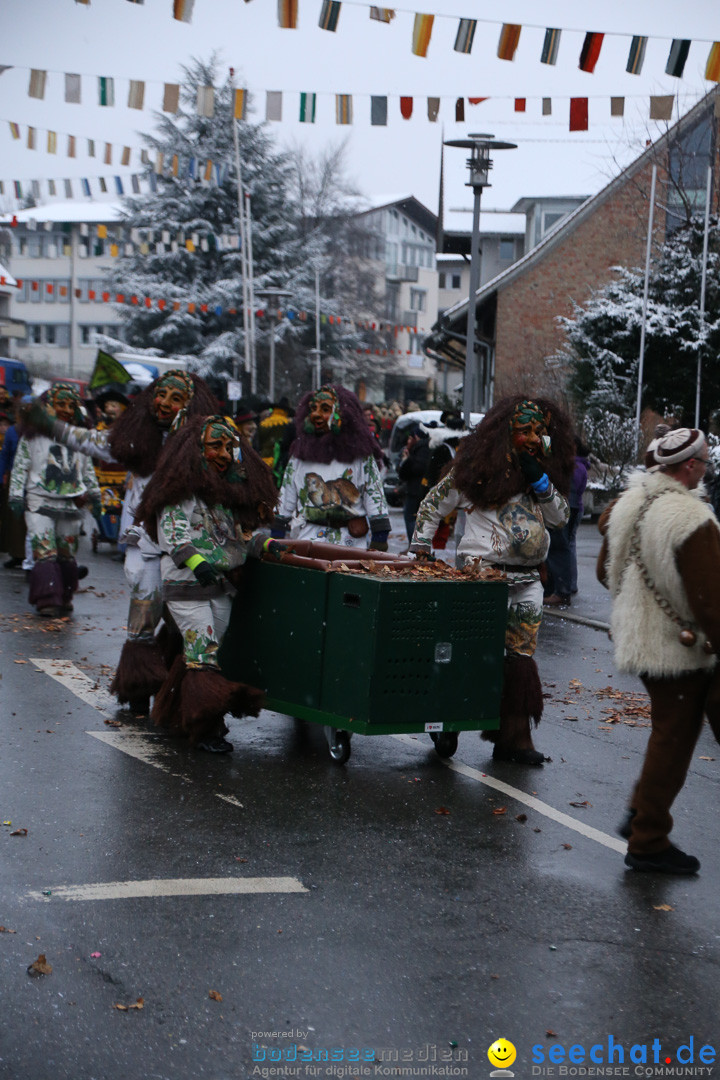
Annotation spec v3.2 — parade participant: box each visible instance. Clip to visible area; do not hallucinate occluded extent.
[234,405,259,447]
[9,383,101,617]
[90,385,130,552]
[410,394,573,765]
[137,414,279,752]
[28,370,219,711]
[273,384,390,550]
[258,397,295,486]
[598,427,720,874]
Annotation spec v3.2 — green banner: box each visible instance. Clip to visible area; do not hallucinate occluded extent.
[88,349,132,391]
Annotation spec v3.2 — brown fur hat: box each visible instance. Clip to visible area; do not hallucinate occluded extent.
[137,414,279,541]
[108,372,220,477]
[452,393,575,509]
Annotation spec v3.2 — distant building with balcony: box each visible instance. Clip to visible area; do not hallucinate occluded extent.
[352,195,439,405]
[0,202,125,379]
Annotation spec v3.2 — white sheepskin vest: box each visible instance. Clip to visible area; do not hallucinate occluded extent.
[606,470,719,677]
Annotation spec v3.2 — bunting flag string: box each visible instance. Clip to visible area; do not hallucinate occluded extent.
[9,6,720,86]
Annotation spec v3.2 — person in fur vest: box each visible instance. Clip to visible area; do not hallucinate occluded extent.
[598,427,720,875]
[137,414,279,752]
[272,385,390,550]
[9,383,101,617]
[410,395,573,765]
[26,370,219,712]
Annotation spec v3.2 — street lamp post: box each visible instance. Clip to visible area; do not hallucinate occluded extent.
[444,134,516,427]
[255,287,292,401]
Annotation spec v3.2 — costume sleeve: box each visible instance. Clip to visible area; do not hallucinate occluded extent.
[157,499,198,568]
[534,483,569,530]
[676,521,720,646]
[275,456,299,532]
[8,437,30,503]
[409,471,463,554]
[361,455,390,533]
[81,451,102,501]
[53,420,115,463]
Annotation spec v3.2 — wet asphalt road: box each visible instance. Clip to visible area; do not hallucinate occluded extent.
[1,519,720,1080]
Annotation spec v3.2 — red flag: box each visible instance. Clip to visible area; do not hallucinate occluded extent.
[400,97,413,119]
[569,98,588,131]
[579,32,603,73]
[514,98,526,112]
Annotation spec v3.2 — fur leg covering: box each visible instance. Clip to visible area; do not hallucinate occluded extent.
[58,558,79,605]
[482,654,544,743]
[178,667,264,746]
[110,638,169,705]
[151,653,186,734]
[28,559,63,610]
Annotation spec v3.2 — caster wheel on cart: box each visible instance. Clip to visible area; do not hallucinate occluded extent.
[430,731,458,759]
[324,727,351,765]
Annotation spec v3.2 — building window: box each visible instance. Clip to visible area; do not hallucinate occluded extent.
[29,325,42,344]
[499,239,515,260]
[438,272,446,289]
[16,280,28,303]
[80,325,91,345]
[29,280,41,304]
[56,324,70,348]
[451,273,461,289]
[410,288,426,312]
[45,325,56,344]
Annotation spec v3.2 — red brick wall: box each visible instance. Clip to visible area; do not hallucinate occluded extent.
[494,160,669,399]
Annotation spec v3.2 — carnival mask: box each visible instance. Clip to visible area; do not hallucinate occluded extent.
[511,399,551,458]
[153,370,194,428]
[304,385,341,436]
[51,383,80,424]
[201,416,240,475]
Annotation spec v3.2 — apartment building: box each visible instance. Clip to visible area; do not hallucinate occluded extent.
[0,202,125,378]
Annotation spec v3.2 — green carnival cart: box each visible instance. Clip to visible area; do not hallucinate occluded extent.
[217,541,508,765]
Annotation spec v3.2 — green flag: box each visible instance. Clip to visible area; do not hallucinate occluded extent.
[89,349,132,392]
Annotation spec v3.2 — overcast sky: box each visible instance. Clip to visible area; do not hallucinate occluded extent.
[3,0,719,219]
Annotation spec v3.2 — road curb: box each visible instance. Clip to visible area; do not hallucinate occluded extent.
[543,608,610,633]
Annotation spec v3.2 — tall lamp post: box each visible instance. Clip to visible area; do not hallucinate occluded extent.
[444,134,516,427]
[255,287,292,401]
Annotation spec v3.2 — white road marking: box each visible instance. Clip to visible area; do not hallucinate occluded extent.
[391,733,626,854]
[31,659,623,852]
[27,877,308,902]
[31,658,242,806]
[30,657,115,715]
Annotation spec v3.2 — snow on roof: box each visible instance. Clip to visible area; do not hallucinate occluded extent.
[0,261,18,288]
[442,208,526,236]
[0,201,124,225]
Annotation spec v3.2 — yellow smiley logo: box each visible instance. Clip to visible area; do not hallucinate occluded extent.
[488,1039,517,1069]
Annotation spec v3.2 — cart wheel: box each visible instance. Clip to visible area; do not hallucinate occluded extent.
[431,731,458,759]
[324,727,351,765]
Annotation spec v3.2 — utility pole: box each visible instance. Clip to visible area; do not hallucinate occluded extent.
[444,134,516,427]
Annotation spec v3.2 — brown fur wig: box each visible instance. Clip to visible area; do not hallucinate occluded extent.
[136,414,279,542]
[110,638,169,704]
[452,393,575,509]
[289,385,384,465]
[108,373,220,477]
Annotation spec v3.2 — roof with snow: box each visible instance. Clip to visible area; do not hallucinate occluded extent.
[442,208,526,236]
[0,201,124,226]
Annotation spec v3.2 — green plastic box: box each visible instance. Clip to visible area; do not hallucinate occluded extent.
[218,561,507,739]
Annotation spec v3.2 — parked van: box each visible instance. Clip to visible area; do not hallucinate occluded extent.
[0,357,32,398]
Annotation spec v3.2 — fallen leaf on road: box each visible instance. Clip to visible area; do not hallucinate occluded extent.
[113,998,144,1011]
[13,660,27,664]
[104,719,122,728]
[699,756,715,761]
[208,990,223,1002]
[0,926,17,933]
[9,828,27,836]
[562,844,573,850]
[653,904,674,912]
[27,954,52,976]
[547,1030,557,1037]
[434,807,451,815]
[492,807,508,815]
[515,813,527,822]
